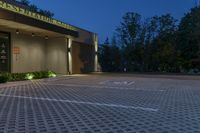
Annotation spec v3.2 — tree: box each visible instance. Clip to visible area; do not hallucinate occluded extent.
[143,14,177,72]
[110,36,122,71]
[18,0,54,18]
[116,12,141,47]
[39,9,54,18]
[98,37,122,72]
[29,4,38,12]
[99,8,200,73]
[177,7,200,71]
[20,0,30,6]
[116,12,142,71]
[99,38,112,72]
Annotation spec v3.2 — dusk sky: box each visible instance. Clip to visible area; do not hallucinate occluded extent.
[29,0,195,43]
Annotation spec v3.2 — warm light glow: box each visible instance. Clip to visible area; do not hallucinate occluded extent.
[94,34,98,72]
[49,73,56,77]
[32,33,35,37]
[68,50,72,74]
[68,38,72,48]
[25,73,34,80]
[45,36,48,40]
[68,38,72,74]
[16,29,19,34]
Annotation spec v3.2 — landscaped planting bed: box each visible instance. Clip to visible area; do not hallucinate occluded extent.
[0,71,56,83]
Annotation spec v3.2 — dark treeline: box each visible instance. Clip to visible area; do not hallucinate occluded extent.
[16,0,54,18]
[99,6,200,74]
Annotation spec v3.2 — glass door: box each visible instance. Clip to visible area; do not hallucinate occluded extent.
[0,32,10,72]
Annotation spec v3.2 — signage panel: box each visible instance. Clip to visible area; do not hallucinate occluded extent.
[13,47,20,54]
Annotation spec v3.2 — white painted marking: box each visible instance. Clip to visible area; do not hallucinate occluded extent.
[0,94,158,112]
[0,82,31,88]
[43,83,165,92]
[44,83,138,90]
[99,80,135,86]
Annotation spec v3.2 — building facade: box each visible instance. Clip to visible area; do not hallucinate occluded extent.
[0,0,98,74]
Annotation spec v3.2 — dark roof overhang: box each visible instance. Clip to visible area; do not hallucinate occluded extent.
[0,1,79,37]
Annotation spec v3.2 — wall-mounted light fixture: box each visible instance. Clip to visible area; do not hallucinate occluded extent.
[16,29,19,34]
[68,47,71,53]
[94,34,98,72]
[32,33,35,37]
[45,36,48,40]
[67,38,72,75]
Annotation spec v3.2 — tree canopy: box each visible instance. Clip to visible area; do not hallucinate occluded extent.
[16,0,54,18]
[99,6,200,74]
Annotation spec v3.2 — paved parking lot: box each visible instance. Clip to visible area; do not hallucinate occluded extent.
[0,74,200,133]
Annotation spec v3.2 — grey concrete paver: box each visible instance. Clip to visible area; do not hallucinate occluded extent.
[0,74,200,133]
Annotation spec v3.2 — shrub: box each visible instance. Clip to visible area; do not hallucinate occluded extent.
[0,73,10,83]
[32,72,43,79]
[40,71,49,78]
[10,73,27,81]
[0,71,57,83]
[34,71,56,78]
[25,73,34,80]
[48,71,56,78]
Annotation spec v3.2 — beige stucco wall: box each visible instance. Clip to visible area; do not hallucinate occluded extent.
[11,33,46,73]
[11,34,68,74]
[73,28,95,45]
[46,38,67,74]
[72,41,95,74]
[8,26,97,74]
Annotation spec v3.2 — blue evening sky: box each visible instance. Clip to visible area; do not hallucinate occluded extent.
[29,0,195,43]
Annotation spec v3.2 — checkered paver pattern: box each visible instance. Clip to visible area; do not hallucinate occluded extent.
[0,74,200,133]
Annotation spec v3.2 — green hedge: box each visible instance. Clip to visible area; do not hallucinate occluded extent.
[0,71,56,83]
[0,73,10,83]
